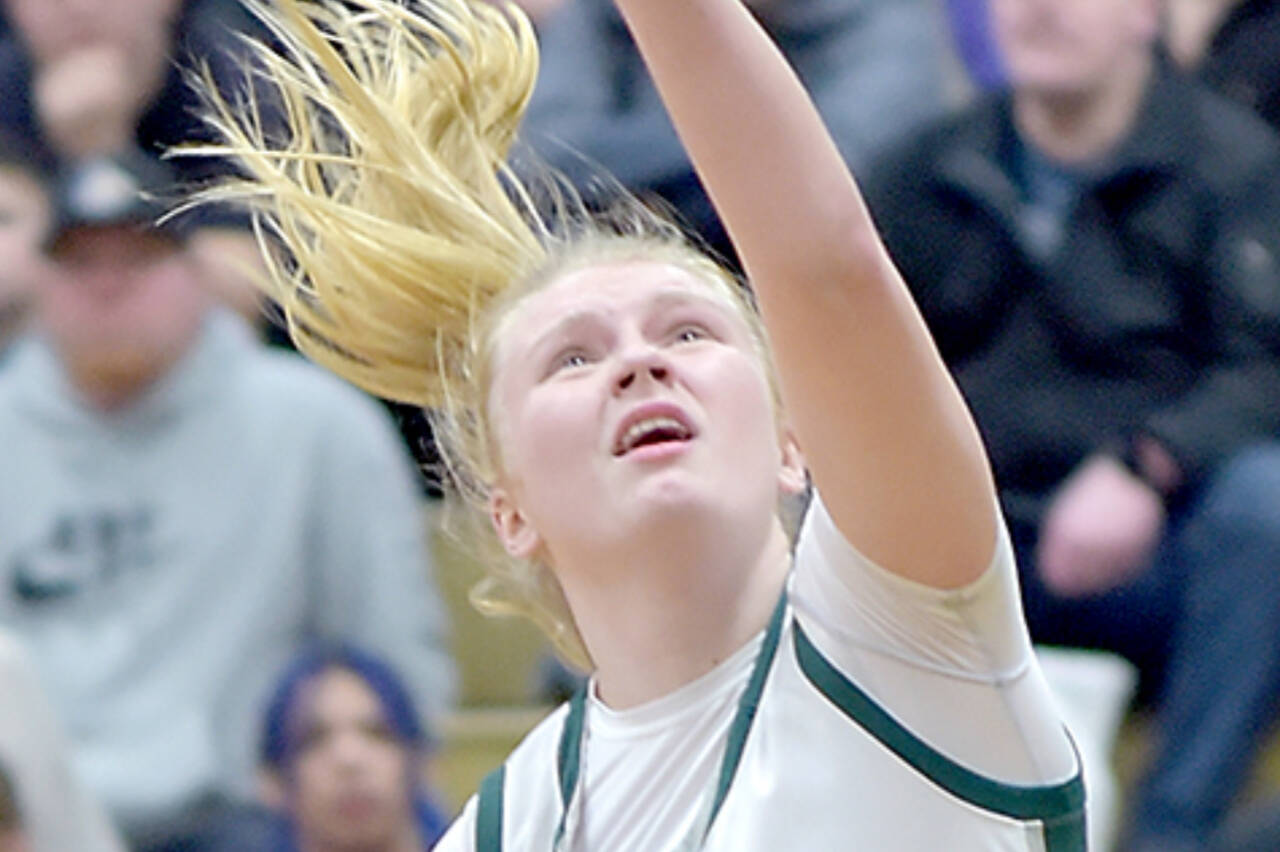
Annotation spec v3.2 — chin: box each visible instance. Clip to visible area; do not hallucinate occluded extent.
[1007,59,1097,99]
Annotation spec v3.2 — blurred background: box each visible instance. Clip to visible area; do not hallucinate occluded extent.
[0,1,1278,851]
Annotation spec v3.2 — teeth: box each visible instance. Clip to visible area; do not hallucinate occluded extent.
[620,417,689,453]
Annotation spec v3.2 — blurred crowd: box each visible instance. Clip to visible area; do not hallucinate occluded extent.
[0,1,1277,851]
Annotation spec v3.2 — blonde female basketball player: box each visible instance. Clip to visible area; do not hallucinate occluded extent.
[191,0,1086,847]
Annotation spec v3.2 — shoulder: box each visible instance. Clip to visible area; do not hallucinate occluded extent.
[1176,75,1280,191]
[793,491,1031,678]
[864,95,1008,213]
[500,703,572,782]
[231,336,400,438]
[873,95,1006,171]
[441,704,570,849]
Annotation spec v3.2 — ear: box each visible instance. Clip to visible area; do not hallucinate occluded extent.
[777,429,808,496]
[256,767,287,811]
[489,485,543,560]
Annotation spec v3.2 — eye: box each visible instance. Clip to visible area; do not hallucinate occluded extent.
[295,723,331,753]
[671,324,710,344]
[359,719,397,742]
[548,348,593,375]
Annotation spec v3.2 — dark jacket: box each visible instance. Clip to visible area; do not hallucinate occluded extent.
[865,67,1280,526]
[1200,0,1280,132]
[521,0,947,264]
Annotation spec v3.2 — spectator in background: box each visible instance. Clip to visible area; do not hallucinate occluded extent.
[945,0,1008,90]
[0,0,276,320]
[0,629,124,852]
[0,153,455,851]
[213,645,448,852]
[0,131,48,360]
[864,0,1280,849]
[519,0,950,266]
[1166,0,1280,132]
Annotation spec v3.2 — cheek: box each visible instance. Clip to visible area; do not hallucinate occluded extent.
[289,757,330,809]
[376,746,414,791]
[494,358,596,472]
[508,385,599,486]
[127,264,207,330]
[708,352,778,435]
[40,283,93,329]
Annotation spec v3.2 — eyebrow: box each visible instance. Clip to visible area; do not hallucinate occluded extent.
[526,308,609,360]
[532,287,730,347]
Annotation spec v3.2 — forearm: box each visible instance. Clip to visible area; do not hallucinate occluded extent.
[611,0,997,587]
[1145,363,1280,487]
[611,0,868,281]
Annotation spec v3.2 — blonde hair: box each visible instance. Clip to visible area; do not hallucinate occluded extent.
[182,0,773,670]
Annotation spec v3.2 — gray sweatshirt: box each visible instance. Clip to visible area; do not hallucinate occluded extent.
[0,311,456,829]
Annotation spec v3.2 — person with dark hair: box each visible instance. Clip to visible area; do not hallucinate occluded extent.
[0,0,280,319]
[0,147,455,851]
[865,0,1280,848]
[219,645,448,852]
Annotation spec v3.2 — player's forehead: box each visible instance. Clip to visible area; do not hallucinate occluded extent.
[495,260,747,354]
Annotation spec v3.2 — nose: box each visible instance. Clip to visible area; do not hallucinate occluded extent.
[328,730,370,771]
[613,345,673,395]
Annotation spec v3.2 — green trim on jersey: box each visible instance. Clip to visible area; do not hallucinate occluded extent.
[703,590,788,840]
[475,763,505,852]
[793,621,1087,851]
[552,685,588,846]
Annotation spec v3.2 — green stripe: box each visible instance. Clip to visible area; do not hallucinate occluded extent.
[794,622,1085,845]
[1043,809,1089,852]
[475,764,505,852]
[553,686,588,844]
[703,590,788,840]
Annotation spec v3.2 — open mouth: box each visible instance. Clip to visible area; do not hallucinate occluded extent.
[613,415,694,457]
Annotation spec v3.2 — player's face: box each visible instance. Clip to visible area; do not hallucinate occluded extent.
[488,260,795,566]
[288,669,418,851]
[992,0,1158,98]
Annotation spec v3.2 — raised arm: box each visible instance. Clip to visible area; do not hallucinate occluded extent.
[612,0,997,587]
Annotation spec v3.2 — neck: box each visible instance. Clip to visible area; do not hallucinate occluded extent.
[63,357,176,412]
[1012,52,1154,164]
[564,515,792,709]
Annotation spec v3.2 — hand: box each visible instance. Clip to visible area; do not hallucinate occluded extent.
[33,45,154,158]
[1036,454,1166,597]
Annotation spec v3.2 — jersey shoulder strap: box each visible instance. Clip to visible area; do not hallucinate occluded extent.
[793,620,1087,851]
[475,763,506,852]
